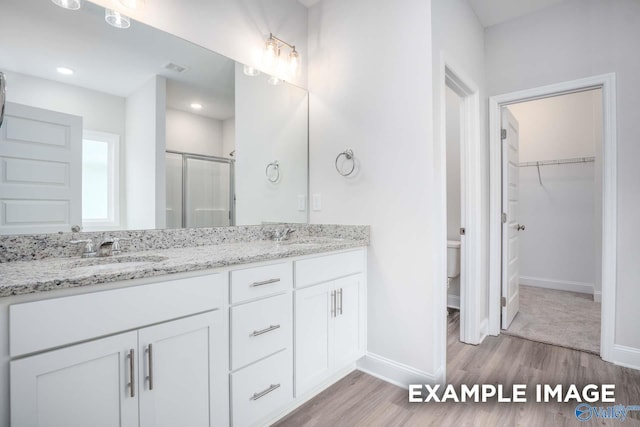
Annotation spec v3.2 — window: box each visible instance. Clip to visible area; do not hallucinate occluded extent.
[82,130,120,230]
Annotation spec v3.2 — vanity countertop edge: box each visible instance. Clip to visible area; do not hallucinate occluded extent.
[0,238,368,298]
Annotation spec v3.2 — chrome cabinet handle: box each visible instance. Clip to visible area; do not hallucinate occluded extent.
[128,349,135,398]
[251,383,281,401]
[338,288,343,315]
[517,224,526,231]
[0,71,6,129]
[250,324,281,337]
[147,344,154,390]
[331,290,336,317]
[250,278,280,287]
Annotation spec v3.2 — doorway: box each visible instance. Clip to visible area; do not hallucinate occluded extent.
[488,74,617,361]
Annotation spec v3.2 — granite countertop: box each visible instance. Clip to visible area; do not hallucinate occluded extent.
[0,237,367,298]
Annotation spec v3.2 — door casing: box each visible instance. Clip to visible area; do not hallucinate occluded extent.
[488,73,617,362]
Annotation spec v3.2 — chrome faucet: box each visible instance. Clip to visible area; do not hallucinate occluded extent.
[273,227,295,242]
[97,238,128,257]
[70,239,97,258]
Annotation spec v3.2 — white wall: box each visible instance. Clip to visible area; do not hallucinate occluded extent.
[235,63,308,225]
[508,91,602,296]
[222,118,236,158]
[125,76,166,230]
[308,0,437,381]
[166,108,224,157]
[88,0,308,88]
[485,0,640,349]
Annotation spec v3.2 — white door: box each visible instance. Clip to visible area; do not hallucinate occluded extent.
[501,107,522,329]
[332,275,362,368]
[0,102,82,234]
[138,312,216,427]
[294,282,332,397]
[10,331,139,427]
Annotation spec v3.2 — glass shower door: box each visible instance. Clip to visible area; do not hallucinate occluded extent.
[184,156,232,228]
[165,152,183,229]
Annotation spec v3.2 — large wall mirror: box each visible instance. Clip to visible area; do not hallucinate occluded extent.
[0,0,308,235]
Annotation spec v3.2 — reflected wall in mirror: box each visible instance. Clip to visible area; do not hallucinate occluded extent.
[0,0,308,235]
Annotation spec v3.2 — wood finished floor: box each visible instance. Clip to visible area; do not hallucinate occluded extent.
[275,310,640,426]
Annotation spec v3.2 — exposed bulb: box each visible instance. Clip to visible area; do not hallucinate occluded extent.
[52,0,81,10]
[105,8,131,29]
[263,37,278,68]
[289,49,300,77]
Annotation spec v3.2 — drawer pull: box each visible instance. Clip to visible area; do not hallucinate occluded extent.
[251,383,281,401]
[147,344,154,390]
[128,349,135,398]
[251,324,281,337]
[250,278,281,287]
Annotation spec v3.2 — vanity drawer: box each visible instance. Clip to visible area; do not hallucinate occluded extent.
[231,349,293,427]
[231,293,291,370]
[230,262,292,303]
[295,249,365,288]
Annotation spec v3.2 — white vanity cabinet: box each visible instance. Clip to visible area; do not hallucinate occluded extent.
[9,273,228,427]
[229,262,294,426]
[294,250,366,397]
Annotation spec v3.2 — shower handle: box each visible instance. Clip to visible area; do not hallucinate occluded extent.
[517,224,526,231]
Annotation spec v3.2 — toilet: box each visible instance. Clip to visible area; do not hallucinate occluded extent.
[447,240,461,285]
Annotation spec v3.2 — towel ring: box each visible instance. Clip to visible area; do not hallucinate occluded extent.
[265,161,280,183]
[335,149,355,176]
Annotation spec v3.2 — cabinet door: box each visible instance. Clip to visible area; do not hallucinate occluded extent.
[332,274,363,369]
[294,282,333,397]
[138,311,222,427]
[11,331,139,427]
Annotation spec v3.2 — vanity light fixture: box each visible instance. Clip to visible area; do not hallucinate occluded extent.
[243,65,260,77]
[262,33,300,79]
[190,103,203,110]
[56,67,74,75]
[105,8,131,29]
[51,0,82,10]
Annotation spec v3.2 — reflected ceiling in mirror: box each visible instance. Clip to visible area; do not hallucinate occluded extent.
[0,0,308,235]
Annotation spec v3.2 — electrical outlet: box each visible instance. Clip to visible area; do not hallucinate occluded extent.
[312,193,322,211]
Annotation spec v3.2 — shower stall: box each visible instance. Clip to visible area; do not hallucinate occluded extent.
[165,151,234,228]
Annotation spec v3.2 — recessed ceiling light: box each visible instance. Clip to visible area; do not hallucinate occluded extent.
[190,103,203,110]
[51,0,81,10]
[56,67,74,75]
[105,9,131,29]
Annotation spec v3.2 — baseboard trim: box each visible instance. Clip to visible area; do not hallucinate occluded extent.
[447,294,460,309]
[520,276,593,295]
[356,352,443,389]
[610,344,640,371]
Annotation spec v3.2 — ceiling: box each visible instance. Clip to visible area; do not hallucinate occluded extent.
[0,0,235,120]
[297,0,567,28]
[466,0,567,27]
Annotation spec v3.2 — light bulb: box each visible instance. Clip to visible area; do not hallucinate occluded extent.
[243,65,260,77]
[289,49,300,77]
[52,0,81,10]
[267,75,282,86]
[105,9,131,29]
[263,37,278,68]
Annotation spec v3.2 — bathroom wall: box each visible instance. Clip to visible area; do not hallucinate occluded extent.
[165,108,225,157]
[485,0,640,351]
[308,0,439,382]
[508,90,602,296]
[222,118,236,158]
[446,86,462,307]
[125,76,166,230]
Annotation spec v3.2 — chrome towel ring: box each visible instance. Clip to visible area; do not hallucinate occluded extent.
[335,149,355,176]
[265,160,280,183]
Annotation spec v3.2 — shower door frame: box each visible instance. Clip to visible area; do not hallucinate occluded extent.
[166,150,235,228]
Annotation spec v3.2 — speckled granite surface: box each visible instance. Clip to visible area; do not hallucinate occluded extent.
[0,228,369,297]
[0,224,369,263]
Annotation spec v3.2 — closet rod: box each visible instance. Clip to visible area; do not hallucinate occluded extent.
[518,156,595,168]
